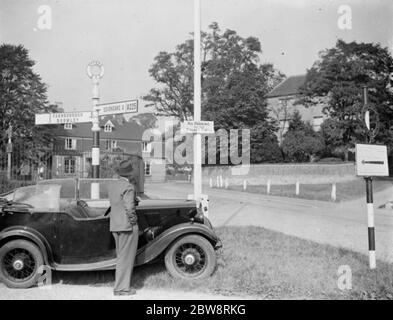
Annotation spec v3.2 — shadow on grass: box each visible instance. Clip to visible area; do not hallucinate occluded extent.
[51,226,393,299]
[52,260,167,290]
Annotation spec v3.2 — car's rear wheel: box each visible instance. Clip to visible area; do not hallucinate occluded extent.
[164,235,216,280]
[0,240,44,288]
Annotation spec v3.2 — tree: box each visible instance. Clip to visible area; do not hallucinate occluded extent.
[297,39,393,158]
[144,22,285,164]
[282,111,324,162]
[0,44,57,168]
[250,124,283,163]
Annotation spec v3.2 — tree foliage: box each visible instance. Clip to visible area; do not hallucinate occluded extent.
[0,44,57,165]
[144,22,284,164]
[282,111,324,162]
[297,39,393,155]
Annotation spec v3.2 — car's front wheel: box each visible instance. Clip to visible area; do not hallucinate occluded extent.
[0,240,44,288]
[164,235,217,280]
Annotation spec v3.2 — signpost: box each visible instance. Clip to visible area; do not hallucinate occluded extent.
[86,61,104,199]
[180,120,214,134]
[97,99,138,116]
[6,126,12,180]
[356,143,388,270]
[355,86,388,270]
[35,111,93,125]
[193,0,202,211]
[35,61,139,200]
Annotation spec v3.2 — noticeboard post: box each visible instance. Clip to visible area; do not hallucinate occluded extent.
[355,143,389,270]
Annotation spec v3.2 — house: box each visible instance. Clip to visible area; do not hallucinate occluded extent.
[267,75,327,143]
[50,115,166,182]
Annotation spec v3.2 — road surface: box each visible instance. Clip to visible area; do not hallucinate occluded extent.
[145,181,393,263]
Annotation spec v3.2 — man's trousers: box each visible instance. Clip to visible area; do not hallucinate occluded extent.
[112,225,139,293]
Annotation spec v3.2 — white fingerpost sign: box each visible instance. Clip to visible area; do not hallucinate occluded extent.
[355,144,389,177]
[180,120,214,134]
[35,111,93,125]
[97,99,138,116]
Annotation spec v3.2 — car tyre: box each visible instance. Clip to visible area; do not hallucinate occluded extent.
[0,240,44,288]
[164,235,216,280]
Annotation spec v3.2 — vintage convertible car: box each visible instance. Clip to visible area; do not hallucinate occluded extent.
[0,183,221,288]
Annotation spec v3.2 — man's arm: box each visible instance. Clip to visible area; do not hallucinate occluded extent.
[121,184,138,224]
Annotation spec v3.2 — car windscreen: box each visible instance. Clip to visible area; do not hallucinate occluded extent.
[13,184,61,212]
[38,179,76,199]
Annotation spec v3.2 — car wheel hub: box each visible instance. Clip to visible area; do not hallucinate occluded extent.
[184,253,196,265]
[2,248,36,281]
[12,259,24,271]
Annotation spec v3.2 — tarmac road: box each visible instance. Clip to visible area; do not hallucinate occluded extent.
[145,181,393,263]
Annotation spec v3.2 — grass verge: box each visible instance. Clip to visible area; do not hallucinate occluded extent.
[54,226,393,300]
[225,178,393,202]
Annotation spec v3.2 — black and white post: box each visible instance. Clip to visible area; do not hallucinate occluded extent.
[86,61,104,199]
[363,86,376,269]
[365,176,376,269]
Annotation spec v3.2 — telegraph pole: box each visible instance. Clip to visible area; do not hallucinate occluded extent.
[193,0,202,205]
[86,61,104,199]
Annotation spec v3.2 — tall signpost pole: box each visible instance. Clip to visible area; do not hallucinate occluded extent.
[87,61,104,199]
[6,125,12,180]
[362,86,376,269]
[193,0,202,207]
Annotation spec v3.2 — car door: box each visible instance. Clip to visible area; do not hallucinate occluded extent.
[56,213,115,265]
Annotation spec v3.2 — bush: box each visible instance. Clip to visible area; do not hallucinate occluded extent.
[0,174,34,195]
[251,135,283,163]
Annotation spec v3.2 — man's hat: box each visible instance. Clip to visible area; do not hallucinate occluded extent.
[116,160,134,177]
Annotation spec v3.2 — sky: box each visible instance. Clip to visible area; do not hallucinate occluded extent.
[0,0,392,113]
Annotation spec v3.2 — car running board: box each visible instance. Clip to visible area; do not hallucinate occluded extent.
[52,258,116,271]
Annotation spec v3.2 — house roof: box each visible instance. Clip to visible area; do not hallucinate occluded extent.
[267,75,306,98]
[59,115,144,141]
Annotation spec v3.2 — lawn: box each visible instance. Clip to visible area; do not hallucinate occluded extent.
[225,178,393,202]
[53,226,393,300]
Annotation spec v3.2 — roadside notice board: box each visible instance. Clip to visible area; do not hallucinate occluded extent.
[180,121,214,134]
[355,144,389,177]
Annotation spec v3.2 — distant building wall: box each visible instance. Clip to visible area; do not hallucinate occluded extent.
[267,96,327,144]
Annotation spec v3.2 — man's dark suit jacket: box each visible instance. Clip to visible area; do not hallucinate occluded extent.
[108,177,138,232]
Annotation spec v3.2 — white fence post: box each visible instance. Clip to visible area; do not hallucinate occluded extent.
[225,178,229,189]
[331,182,337,201]
[267,179,271,195]
[243,180,247,191]
[295,180,300,196]
[209,177,213,188]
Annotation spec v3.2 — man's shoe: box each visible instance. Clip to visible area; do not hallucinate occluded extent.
[114,289,137,296]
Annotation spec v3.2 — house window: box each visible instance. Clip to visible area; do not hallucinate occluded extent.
[144,161,151,176]
[142,141,151,152]
[64,123,73,130]
[104,120,114,132]
[64,157,76,174]
[65,138,76,150]
[106,140,117,150]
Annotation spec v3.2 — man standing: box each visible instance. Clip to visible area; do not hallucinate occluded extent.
[109,160,139,296]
